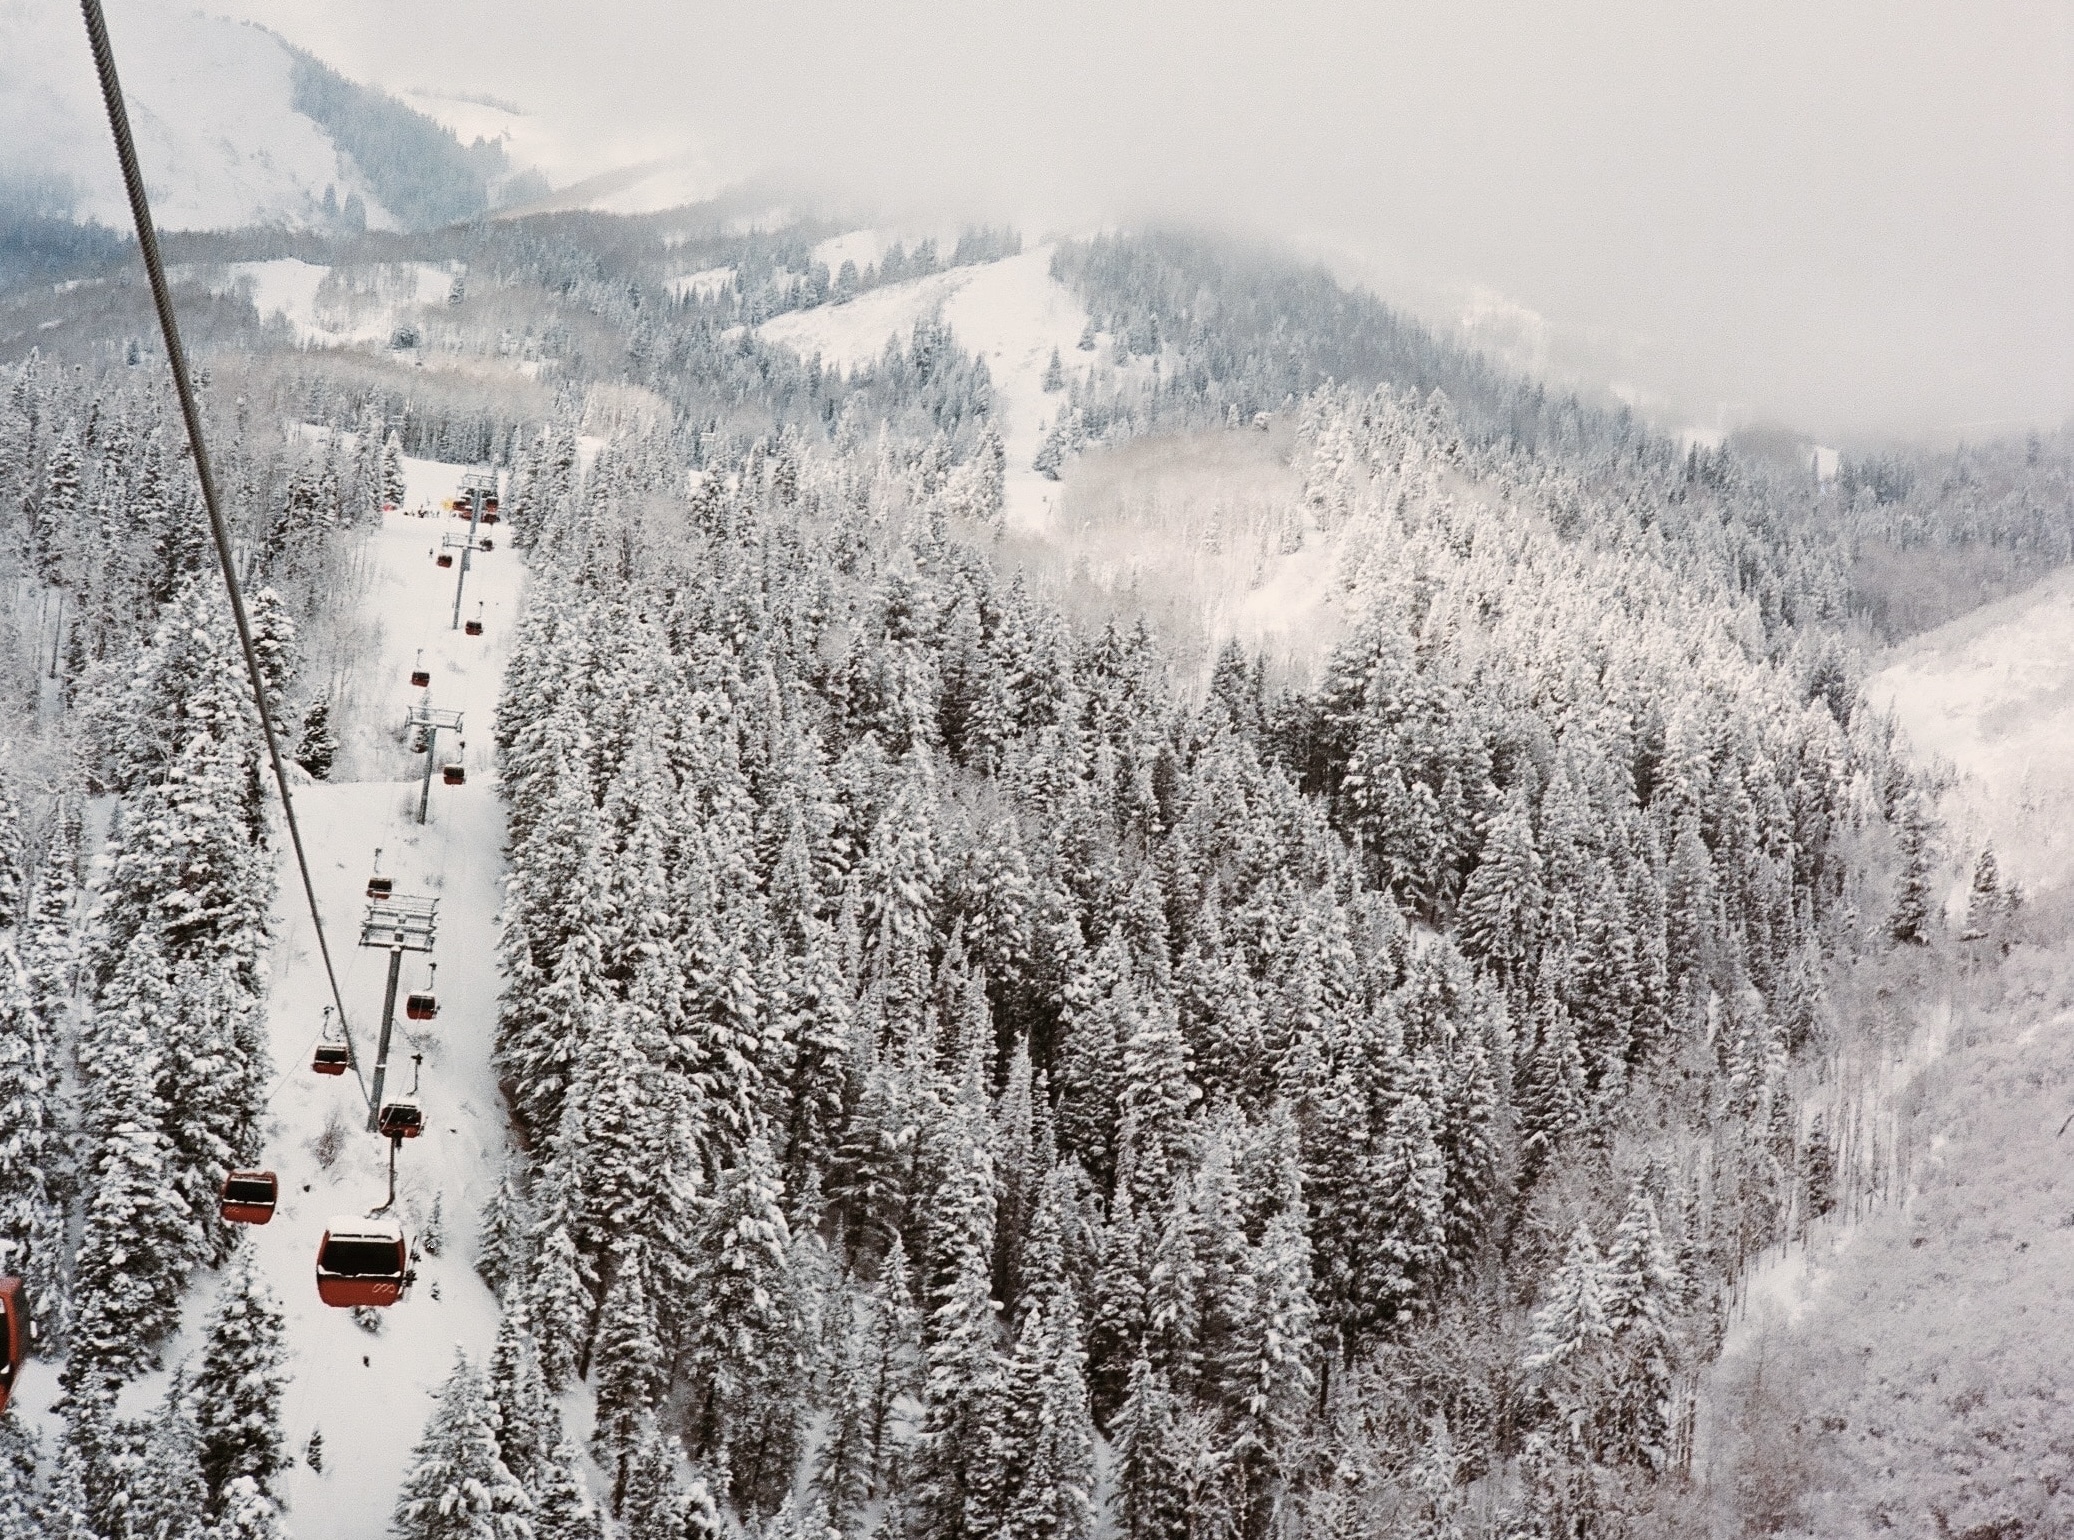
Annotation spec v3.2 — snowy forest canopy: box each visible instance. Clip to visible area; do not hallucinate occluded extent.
[0,209,2065,1540]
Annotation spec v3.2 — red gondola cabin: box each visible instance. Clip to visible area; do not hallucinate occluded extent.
[0,1276,23,1417]
[315,1218,411,1308]
[220,1170,278,1225]
[367,874,394,900]
[410,668,431,688]
[405,991,437,1021]
[312,1043,350,1076]
[443,763,466,785]
[464,619,483,637]
[436,553,454,568]
[377,1099,425,1140]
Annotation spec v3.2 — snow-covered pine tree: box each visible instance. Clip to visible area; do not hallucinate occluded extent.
[477,1157,535,1299]
[0,781,23,932]
[210,1478,287,1540]
[0,1414,37,1540]
[530,1432,605,1540]
[0,943,57,1331]
[395,1349,534,1540]
[67,987,194,1380]
[35,425,80,584]
[1112,1354,1187,1540]
[190,1242,290,1508]
[382,429,408,509]
[1218,1117,1315,1520]
[991,1290,1095,1540]
[590,1236,666,1502]
[811,1301,876,1537]
[488,1290,553,1493]
[296,698,337,779]
[1600,1188,1681,1469]
[20,807,80,1043]
[1455,786,1543,983]
[1118,994,1197,1220]
[686,1131,805,1515]
[1522,1220,1615,1461]
[164,956,268,1265]
[1887,790,1938,945]
[861,1234,923,1489]
[618,1421,690,1539]
[913,1074,1003,1540]
[132,1377,209,1540]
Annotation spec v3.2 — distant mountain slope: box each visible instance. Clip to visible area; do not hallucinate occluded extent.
[0,0,523,232]
[283,46,513,229]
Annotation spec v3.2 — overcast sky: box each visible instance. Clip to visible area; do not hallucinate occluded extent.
[201,0,2074,440]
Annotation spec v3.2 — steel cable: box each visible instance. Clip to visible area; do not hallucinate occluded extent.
[80,0,373,1111]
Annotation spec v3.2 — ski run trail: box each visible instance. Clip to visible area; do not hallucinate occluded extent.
[758,243,1093,536]
[252,456,528,1540]
[15,455,538,1539]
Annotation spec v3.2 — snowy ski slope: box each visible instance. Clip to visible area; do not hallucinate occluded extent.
[251,459,523,1539]
[758,244,1092,533]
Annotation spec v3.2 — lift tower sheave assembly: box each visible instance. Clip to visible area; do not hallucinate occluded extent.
[410,703,465,825]
[451,468,496,631]
[358,894,438,1135]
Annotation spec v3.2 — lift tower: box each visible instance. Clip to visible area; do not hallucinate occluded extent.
[450,467,496,631]
[358,892,438,1135]
[408,701,465,825]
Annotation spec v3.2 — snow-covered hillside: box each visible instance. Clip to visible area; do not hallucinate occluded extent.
[180,258,458,348]
[754,241,1358,669]
[0,0,398,232]
[1872,563,2074,896]
[1691,568,2074,1531]
[759,244,1091,532]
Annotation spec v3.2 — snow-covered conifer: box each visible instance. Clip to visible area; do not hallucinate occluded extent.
[395,1350,534,1540]
[191,1242,290,1506]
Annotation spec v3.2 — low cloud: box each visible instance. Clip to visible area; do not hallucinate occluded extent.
[187,0,2074,438]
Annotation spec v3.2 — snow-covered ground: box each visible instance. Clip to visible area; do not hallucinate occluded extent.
[758,245,1091,532]
[665,265,736,304]
[179,259,456,349]
[253,457,522,1537]
[1871,562,2074,895]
